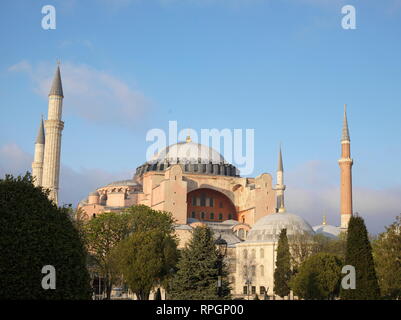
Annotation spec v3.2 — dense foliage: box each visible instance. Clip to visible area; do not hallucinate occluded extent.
[290,252,342,300]
[0,173,91,299]
[273,229,292,298]
[340,216,380,300]
[372,215,401,299]
[169,226,231,300]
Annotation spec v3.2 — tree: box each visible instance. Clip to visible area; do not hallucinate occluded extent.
[169,226,231,300]
[83,211,133,299]
[312,233,347,260]
[290,252,342,300]
[274,229,292,298]
[113,229,178,300]
[340,216,380,300]
[372,215,401,299]
[0,173,91,299]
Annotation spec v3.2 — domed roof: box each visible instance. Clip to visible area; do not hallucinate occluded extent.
[135,140,239,177]
[246,212,315,243]
[313,224,341,239]
[150,141,225,164]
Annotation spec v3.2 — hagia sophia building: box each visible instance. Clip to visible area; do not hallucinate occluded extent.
[32,65,354,298]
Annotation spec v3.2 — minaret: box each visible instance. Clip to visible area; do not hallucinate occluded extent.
[42,64,64,205]
[276,145,286,213]
[31,117,45,187]
[338,104,353,229]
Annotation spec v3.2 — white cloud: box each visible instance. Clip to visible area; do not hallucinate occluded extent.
[0,143,131,207]
[8,61,150,128]
[285,161,401,235]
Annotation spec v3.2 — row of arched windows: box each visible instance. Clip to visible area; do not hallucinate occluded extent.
[242,248,265,259]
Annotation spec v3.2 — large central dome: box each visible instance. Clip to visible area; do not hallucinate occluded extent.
[135,140,239,177]
[151,141,225,164]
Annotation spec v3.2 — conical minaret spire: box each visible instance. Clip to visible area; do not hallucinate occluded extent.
[342,104,350,142]
[276,145,286,213]
[49,64,64,97]
[31,117,46,187]
[338,104,353,229]
[42,63,65,205]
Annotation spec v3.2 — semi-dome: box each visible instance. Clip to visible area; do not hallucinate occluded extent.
[245,212,315,243]
[135,139,239,177]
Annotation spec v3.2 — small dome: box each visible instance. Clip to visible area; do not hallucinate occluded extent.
[313,224,341,239]
[246,212,315,243]
[151,141,225,164]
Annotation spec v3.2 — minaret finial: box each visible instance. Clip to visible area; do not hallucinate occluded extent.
[186,128,192,143]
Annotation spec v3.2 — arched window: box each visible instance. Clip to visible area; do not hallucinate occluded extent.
[251,249,256,258]
[260,265,264,277]
[243,249,248,259]
[210,212,214,220]
[219,213,223,220]
[260,248,264,259]
[251,266,256,277]
[191,212,196,218]
[201,212,205,219]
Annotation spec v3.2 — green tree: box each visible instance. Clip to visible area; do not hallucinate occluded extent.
[0,173,91,299]
[290,252,342,300]
[113,229,178,300]
[169,226,231,300]
[340,216,380,300]
[274,229,292,298]
[83,211,133,299]
[372,215,401,299]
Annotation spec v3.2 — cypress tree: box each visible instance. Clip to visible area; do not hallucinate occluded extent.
[340,216,380,300]
[169,226,230,300]
[274,228,292,298]
[0,173,91,299]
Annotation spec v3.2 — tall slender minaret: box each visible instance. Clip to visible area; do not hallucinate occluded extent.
[42,64,64,205]
[276,145,286,213]
[31,117,45,187]
[338,104,353,229]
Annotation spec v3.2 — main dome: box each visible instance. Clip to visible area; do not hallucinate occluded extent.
[135,140,239,177]
[151,141,225,164]
[245,212,315,243]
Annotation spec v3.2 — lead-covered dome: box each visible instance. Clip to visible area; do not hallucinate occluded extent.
[135,140,239,177]
[245,212,315,243]
[151,141,225,164]
[313,224,341,239]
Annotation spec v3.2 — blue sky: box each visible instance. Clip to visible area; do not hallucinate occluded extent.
[0,0,400,233]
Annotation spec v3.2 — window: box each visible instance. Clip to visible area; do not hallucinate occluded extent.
[243,249,248,259]
[251,249,256,258]
[201,212,205,219]
[219,213,223,220]
[243,286,248,295]
[191,212,196,218]
[200,193,206,206]
[251,286,256,295]
[260,286,266,295]
[210,212,214,219]
[209,197,214,207]
[251,266,256,277]
[260,248,264,259]
[92,213,96,218]
[192,197,196,206]
[260,265,264,277]
[228,213,232,220]
[238,229,245,240]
